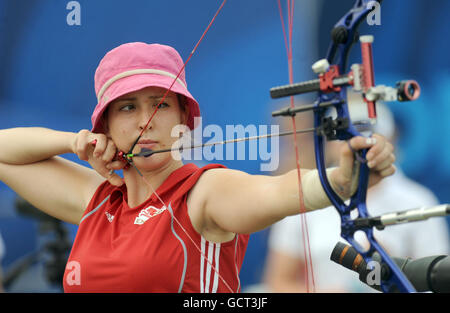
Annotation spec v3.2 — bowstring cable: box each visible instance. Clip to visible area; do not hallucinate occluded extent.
[128,0,228,155]
[127,0,234,293]
[277,0,315,293]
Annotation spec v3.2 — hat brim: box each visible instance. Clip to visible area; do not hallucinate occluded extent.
[91,73,200,134]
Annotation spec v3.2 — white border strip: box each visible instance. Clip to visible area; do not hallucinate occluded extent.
[211,242,221,293]
[79,195,110,224]
[200,237,222,293]
[97,69,187,102]
[200,237,206,293]
[167,204,188,293]
[204,241,214,293]
[234,235,241,292]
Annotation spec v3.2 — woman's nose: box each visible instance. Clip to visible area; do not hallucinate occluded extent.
[138,105,156,130]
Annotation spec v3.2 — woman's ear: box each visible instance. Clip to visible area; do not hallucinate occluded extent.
[178,95,190,127]
[183,105,190,126]
[100,113,110,137]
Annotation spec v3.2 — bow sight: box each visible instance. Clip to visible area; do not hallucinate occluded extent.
[270,35,420,134]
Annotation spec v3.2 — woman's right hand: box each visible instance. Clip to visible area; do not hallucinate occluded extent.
[72,130,125,186]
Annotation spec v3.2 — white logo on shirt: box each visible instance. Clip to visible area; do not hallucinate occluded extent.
[134,205,167,225]
[105,211,114,223]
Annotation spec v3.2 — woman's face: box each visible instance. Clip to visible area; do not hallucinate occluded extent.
[105,86,187,170]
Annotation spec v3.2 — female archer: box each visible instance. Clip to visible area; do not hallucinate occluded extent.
[0,42,395,292]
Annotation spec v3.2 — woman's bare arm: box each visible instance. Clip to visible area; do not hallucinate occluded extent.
[0,128,105,225]
[192,135,395,236]
[190,168,312,236]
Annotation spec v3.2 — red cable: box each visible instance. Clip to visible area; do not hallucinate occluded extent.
[136,0,228,142]
[277,0,316,293]
[132,0,234,293]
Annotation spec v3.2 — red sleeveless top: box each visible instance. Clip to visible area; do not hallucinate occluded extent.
[63,163,249,293]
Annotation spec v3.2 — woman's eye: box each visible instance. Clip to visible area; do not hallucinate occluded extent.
[120,104,135,111]
[154,102,169,109]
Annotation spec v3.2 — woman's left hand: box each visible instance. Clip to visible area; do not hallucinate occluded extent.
[330,133,396,199]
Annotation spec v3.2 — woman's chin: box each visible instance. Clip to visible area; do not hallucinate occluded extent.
[129,154,176,173]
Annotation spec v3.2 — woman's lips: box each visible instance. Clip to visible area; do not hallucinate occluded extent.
[137,143,158,150]
[137,140,158,150]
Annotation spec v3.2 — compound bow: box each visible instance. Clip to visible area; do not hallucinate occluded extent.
[270,0,424,292]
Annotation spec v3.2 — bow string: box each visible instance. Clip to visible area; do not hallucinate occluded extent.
[123,0,235,293]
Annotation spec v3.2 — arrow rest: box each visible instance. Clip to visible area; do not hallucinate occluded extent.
[317,116,350,141]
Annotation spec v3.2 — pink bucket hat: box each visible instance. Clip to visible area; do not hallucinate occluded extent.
[91,42,200,133]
